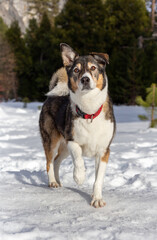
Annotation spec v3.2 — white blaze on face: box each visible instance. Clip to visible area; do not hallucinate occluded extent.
[78,72,96,91]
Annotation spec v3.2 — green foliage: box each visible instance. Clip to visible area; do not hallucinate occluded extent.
[140,41,157,90]
[6,21,32,98]
[138,115,149,121]
[150,119,157,128]
[104,0,150,50]
[6,21,25,53]
[136,96,149,107]
[107,47,147,104]
[103,0,151,104]
[5,14,61,101]
[0,17,8,37]
[22,97,30,108]
[55,0,106,54]
[25,13,62,100]
[136,83,157,107]
[38,105,42,110]
[136,83,157,128]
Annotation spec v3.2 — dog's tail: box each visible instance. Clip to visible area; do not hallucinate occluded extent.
[46,67,69,97]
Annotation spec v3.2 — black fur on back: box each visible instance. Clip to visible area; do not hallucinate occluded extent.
[40,96,75,141]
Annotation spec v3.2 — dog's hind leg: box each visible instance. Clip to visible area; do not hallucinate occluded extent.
[43,131,61,188]
[54,141,69,186]
[39,114,61,188]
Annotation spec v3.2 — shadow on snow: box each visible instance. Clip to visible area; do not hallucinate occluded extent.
[7,170,92,204]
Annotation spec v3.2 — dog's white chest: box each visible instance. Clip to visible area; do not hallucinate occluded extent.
[73,112,114,157]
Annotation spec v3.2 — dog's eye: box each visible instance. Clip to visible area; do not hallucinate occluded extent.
[74,68,79,73]
[91,66,96,71]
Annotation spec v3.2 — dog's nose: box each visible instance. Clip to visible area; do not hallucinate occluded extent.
[81,77,90,84]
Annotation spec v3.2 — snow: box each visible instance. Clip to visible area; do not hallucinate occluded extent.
[0,102,157,240]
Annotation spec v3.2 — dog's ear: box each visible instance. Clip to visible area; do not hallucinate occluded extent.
[89,52,109,65]
[60,43,79,67]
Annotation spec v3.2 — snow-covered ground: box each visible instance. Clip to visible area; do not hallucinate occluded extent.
[0,102,157,240]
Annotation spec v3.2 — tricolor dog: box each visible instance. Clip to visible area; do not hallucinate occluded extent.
[39,43,116,208]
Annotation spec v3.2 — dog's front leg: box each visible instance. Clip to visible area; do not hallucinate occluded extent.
[91,149,110,208]
[68,141,85,185]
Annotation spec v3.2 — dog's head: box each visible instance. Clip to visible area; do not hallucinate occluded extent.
[60,43,109,94]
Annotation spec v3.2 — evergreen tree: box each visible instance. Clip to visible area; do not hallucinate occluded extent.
[107,47,145,104]
[104,0,150,51]
[141,41,157,90]
[6,21,32,99]
[103,0,151,104]
[25,13,61,100]
[6,14,61,101]
[55,0,106,54]
[136,83,157,127]
[0,17,8,37]
[0,18,18,100]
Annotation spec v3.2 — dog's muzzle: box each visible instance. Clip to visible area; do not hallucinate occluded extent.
[81,76,91,90]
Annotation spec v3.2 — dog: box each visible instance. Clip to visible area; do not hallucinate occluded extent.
[39,43,116,208]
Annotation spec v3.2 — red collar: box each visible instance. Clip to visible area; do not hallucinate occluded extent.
[76,104,103,121]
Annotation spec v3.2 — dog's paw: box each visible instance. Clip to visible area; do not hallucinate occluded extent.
[73,167,85,185]
[48,182,61,188]
[90,198,106,208]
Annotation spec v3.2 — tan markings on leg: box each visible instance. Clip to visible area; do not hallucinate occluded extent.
[70,77,78,92]
[45,131,61,173]
[46,150,53,172]
[54,143,62,161]
[54,141,69,187]
[96,74,103,90]
[101,149,110,163]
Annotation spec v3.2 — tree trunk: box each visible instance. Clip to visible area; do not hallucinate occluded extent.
[151,83,156,127]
